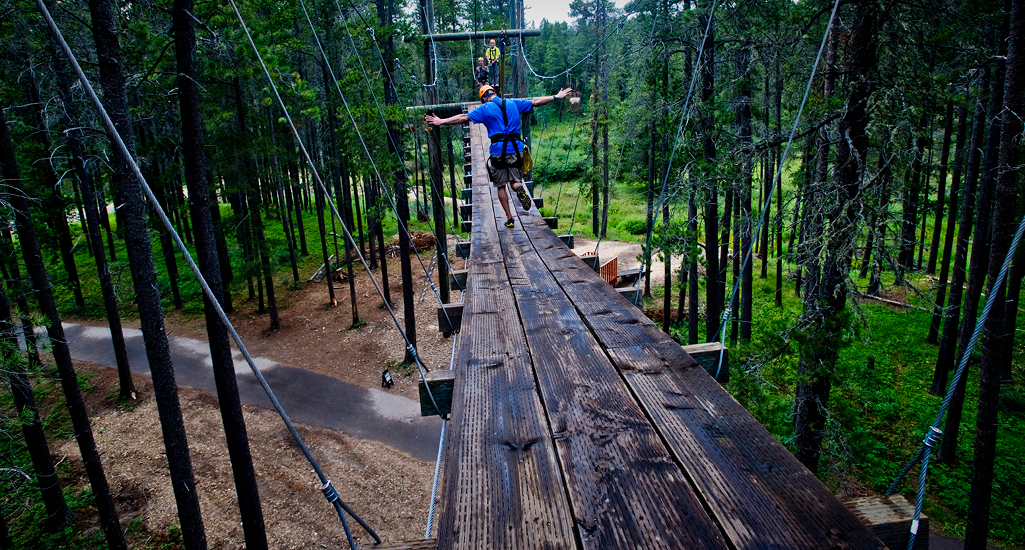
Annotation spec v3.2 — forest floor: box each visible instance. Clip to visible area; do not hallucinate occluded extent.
[57,251,452,548]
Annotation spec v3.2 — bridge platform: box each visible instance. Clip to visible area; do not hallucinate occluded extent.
[419,118,887,549]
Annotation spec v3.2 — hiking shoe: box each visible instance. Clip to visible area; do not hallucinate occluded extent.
[504,218,515,228]
[515,186,532,211]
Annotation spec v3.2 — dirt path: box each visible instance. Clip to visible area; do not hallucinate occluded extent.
[61,323,442,461]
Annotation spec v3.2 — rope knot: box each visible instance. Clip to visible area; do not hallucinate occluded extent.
[320,480,340,503]
[922,426,942,448]
[367,28,375,36]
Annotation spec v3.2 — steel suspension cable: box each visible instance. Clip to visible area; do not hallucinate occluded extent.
[634,0,719,306]
[330,6,465,294]
[710,0,841,380]
[226,0,444,423]
[594,7,660,258]
[34,2,379,547]
[886,214,1025,550]
[292,0,462,343]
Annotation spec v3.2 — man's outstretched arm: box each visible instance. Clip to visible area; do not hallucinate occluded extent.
[425,113,470,126]
[531,87,573,108]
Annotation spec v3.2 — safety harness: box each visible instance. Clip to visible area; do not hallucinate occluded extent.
[489,98,524,169]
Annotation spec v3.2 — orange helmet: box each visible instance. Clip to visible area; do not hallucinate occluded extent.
[478,57,484,62]
[489,39,496,45]
[478,85,495,101]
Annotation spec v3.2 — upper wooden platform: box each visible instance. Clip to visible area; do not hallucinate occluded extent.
[428,120,887,549]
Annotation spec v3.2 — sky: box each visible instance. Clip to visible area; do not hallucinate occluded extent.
[523,0,575,26]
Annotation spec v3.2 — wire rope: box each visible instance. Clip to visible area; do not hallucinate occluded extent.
[226,0,444,426]
[520,10,634,82]
[33,2,380,546]
[634,0,719,307]
[710,0,841,381]
[292,0,461,351]
[330,3,466,296]
[887,213,1025,550]
[593,5,660,259]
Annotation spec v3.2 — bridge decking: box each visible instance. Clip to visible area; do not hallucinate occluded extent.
[430,119,885,549]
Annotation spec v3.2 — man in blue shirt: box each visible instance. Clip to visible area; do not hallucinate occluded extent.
[426,84,572,227]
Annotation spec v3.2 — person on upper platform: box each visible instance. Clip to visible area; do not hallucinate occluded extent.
[484,39,501,82]
[474,57,489,86]
[425,84,572,228]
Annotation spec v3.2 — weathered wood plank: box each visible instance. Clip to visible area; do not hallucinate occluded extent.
[517,216,887,550]
[363,539,437,550]
[435,123,576,550]
[496,206,728,550]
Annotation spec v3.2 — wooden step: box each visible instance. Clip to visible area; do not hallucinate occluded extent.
[362,539,437,550]
[559,234,574,248]
[437,303,463,335]
[449,269,467,290]
[533,196,544,209]
[682,341,729,383]
[616,287,638,303]
[419,371,455,417]
[843,495,928,550]
[455,241,471,258]
[460,220,472,232]
[579,253,599,271]
[459,204,472,218]
[543,217,557,229]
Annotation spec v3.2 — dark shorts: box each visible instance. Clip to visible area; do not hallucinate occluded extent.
[487,154,523,187]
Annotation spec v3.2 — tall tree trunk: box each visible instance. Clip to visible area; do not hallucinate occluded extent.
[84,0,208,542]
[932,72,989,407]
[315,169,337,305]
[290,158,309,256]
[268,114,299,283]
[23,68,85,311]
[51,42,135,400]
[929,104,967,344]
[941,58,1003,461]
[736,46,753,342]
[794,3,877,473]
[927,100,955,274]
[173,2,268,545]
[966,2,1022,542]
[0,100,127,550]
[700,13,719,342]
[0,283,71,532]
[96,181,117,261]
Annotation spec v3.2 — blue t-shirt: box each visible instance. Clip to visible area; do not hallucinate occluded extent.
[467,97,533,155]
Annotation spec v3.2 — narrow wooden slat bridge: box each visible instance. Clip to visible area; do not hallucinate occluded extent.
[391,114,889,549]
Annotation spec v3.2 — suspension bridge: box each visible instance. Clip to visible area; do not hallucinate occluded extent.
[377,116,889,550]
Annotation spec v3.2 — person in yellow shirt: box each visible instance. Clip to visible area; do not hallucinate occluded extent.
[484,39,500,83]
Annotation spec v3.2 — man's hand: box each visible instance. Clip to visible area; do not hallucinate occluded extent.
[425,114,443,127]
[555,87,573,100]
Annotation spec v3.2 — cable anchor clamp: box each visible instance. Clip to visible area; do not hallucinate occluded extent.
[320,480,340,503]
[922,426,942,448]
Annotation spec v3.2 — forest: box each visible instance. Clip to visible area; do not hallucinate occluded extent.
[0,0,1021,547]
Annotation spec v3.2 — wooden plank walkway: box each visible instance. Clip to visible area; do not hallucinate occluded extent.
[431,119,886,550]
